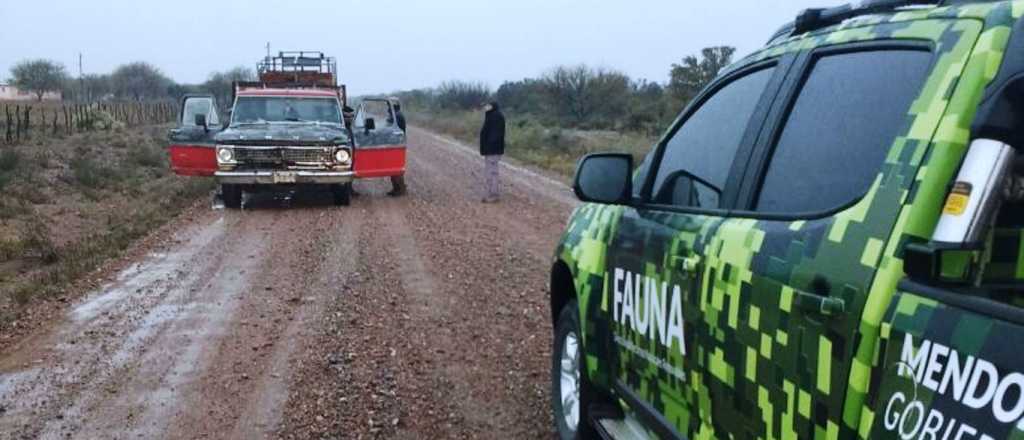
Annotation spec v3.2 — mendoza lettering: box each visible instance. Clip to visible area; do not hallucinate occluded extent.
[881,333,1024,440]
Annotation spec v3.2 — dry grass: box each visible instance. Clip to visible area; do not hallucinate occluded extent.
[410,110,656,177]
[0,125,213,320]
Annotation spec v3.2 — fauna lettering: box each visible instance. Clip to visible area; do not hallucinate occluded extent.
[612,268,686,356]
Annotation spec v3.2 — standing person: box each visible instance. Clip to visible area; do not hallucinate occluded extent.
[393,102,407,133]
[479,101,505,203]
[388,101,408,197]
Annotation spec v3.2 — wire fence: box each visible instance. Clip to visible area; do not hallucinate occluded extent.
[1,101,177,145]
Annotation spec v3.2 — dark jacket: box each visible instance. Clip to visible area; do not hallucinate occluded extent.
[479,103,506,156]
[395,110,407,133]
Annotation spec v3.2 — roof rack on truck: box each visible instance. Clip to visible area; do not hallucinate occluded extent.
[257,51,338,87]
[230,51,347,107]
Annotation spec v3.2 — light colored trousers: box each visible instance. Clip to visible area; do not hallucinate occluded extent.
[484,155,501,198]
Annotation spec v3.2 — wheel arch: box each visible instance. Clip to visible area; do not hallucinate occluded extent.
[549,259,577,326]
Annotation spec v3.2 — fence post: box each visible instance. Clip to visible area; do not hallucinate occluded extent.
[15,105,21,142]
[4,105,10,143]
[24,106,31,139]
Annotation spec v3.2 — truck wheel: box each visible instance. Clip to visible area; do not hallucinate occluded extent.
[552,299,596,440]
[222,184,242,209]
[332,183,352,206]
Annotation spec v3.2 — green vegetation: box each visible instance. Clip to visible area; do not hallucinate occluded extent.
[10,56,255,103]
[393,46,736,176]
[0,150,22,190]
[10,59,68,101]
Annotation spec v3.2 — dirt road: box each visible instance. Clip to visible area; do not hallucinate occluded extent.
[0,128,576,439]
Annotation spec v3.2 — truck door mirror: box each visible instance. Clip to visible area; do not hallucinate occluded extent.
[365,117,376,131]
[655,169,722,208]
[573,153,633,204]
[194,114,208,131]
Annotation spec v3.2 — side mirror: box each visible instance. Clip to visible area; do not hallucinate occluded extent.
[573,153,633,204]
[194,114,208,131]
[223,110,232,128]
[365,118,376,131]
[655,169,722,208]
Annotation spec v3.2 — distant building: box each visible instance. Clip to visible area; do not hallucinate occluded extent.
[0,84,62,101]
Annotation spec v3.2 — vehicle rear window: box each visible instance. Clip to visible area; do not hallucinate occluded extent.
[755,49,932,214]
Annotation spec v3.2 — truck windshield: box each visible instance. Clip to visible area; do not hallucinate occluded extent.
[232,97,342,125]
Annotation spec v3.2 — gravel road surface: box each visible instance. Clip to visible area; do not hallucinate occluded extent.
[0,128,576,439]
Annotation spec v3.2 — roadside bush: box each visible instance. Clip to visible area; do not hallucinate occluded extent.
[71,156,121,188]
[0,150,23,190]
[410,110,654,177]
[84,110,125,131]
[21,220,58,264]
[127,143,165,169]
[0,150,21,172]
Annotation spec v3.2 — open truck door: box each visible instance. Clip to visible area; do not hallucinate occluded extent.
[351,98,406,178]
[168,94,223,176]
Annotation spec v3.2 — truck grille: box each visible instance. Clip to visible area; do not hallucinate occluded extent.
[233,147,335,168]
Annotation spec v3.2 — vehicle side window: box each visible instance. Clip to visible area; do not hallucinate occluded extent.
[755,50,932,213]
[652,67,774,209]
[182,97,219,126]
[356,100,392,128]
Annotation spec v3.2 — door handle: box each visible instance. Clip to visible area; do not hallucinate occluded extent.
[670,254,702,276]
[794,289,846,317]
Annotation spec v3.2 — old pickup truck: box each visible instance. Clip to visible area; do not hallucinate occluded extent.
[167,51,406,208]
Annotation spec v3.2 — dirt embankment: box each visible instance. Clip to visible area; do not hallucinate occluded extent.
[0,125,213,347]
[0,127,577,439]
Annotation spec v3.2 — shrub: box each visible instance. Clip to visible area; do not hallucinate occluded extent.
[0,150,21,172]
[71,156,122,188]
[127,143,164,169]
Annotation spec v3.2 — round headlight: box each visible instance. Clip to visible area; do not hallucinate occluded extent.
[216,147,234,162]
[334,149,351,163]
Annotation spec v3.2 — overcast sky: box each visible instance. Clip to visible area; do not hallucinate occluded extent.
[0,0,845,96]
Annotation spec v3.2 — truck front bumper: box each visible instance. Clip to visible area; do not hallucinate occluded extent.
[214,170,355,185]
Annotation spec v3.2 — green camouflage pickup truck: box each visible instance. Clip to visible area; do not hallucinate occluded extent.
[549,1,1024,439]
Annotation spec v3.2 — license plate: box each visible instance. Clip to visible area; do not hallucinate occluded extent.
[273,172,297,184]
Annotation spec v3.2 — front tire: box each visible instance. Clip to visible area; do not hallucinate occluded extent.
[552,300,596,439]
[222,184,242,209]
[332,183,352,206]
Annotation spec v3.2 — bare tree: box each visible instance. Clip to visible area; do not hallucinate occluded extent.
[110,62,172,101]
[540,65,630,126]
[80,74,113,102]
[668,46,736,105]
[204,66,256,106]
[10,59,68,101]
[435,81,491,110]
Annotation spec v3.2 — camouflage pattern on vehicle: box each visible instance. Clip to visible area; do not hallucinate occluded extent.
[550,1,1024,439]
